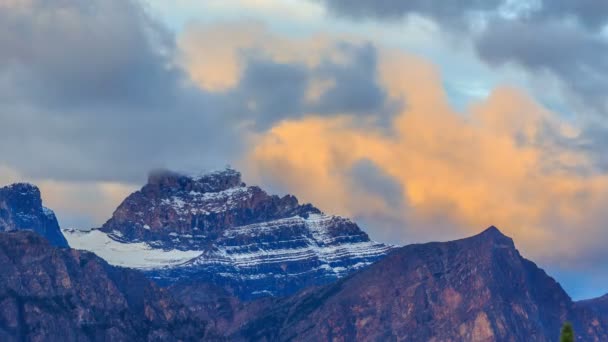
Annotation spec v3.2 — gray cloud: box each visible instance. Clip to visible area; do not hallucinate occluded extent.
[221,42,395,130]
[0,0,178,109]
[318,0,608,30]
[535,0,608,29]
[312,43,392,117]
[475,18,608,113]
[0,0,233,184]
[318,0,608,113]
[0,0,395,184]
[225,56,310,129]
[348,159,404,208]
[317,0,503,29]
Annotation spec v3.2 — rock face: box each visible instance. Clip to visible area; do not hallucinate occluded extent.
[578,294,608,319]
[168,280,273,336]
[64,169,392,300]
[235,227,608,342]
[0,183,68,247]
[0,231,215,341]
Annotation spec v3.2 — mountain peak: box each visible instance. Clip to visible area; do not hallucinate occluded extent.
[0,182,68,247]
[146,167,244,193]
[469,226,514,248]
[1,182,42,200]
[480,225,504,236]
[69,167,391,299]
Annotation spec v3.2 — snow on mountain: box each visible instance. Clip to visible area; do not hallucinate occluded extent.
[62,228,203,269]
[67,168,393,299]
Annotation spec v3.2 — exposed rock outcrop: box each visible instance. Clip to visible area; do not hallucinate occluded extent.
[0,183,68,247]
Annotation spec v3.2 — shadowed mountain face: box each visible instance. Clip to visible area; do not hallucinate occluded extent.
[0,231,216,342]
[65,169,392,300]
[235,227,608,342]
[0,183,68,247]
[578,294,608,320]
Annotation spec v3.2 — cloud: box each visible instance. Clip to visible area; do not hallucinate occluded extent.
[534,0,608,29]
[317,0,608,29]
[0,0,177,107]
[0,2,394,184]
[316,0,608,176]
[244,49,608,275]
[348,158,404,209]
[0,0,239,183]
[316,0,503,29]
[180,21,396,130]
[475,19,608,114]
[315,0,608,115]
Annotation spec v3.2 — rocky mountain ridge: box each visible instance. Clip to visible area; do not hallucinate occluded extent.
[233,227,608,341]
[0,183,68,247]
[64,168,392,299]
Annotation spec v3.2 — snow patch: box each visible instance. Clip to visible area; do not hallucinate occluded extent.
[42,206,55,218]
[62,229,203,269]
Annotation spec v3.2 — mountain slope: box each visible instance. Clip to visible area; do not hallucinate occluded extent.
[236,227,608,341]
[578,294,608,320]
[0,183,68,247]
[0,231,215,341]
[64,169,392,299]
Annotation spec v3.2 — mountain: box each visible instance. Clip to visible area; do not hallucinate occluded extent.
[235,227,608,341]
[578,294,608,320]
[0,230,217,341]
[0,183,68,247]
[64,168,392,299]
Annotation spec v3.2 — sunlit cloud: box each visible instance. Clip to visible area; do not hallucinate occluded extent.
[244,47,608,276]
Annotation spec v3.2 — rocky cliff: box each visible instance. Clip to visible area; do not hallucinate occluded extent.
[0,183,68,247]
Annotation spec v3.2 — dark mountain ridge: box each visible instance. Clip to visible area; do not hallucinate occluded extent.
[0,183,68,247]
[234,226,608,341]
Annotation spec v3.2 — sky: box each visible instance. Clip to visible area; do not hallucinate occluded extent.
[1,0,608,300]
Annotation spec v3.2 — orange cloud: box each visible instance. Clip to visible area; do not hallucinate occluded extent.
[244,49,608,267]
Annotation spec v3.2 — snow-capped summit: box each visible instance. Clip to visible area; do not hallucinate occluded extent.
[64,168,393,299]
